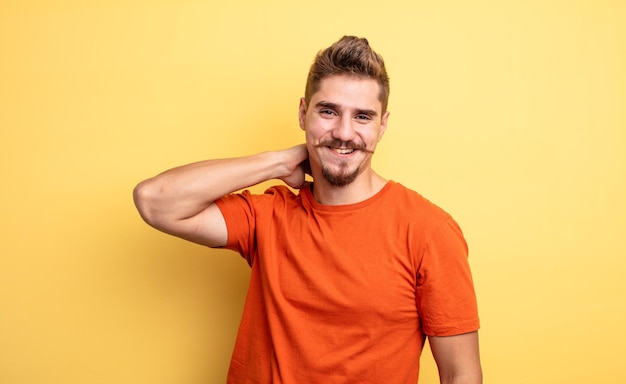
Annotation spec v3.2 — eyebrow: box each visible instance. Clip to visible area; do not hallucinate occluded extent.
[315,101,378,117]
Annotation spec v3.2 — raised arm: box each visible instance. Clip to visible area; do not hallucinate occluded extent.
[429,331,482,384]
[133,144,309,247]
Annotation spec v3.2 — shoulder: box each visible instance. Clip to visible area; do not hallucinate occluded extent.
[263,185,299,198]
[215,185,301,212]
[386,181,452,222]
[383,181,466,246]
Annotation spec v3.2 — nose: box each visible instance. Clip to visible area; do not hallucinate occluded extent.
[332,114,356,142]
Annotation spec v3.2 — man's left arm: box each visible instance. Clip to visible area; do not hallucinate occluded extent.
[429,331,482,384]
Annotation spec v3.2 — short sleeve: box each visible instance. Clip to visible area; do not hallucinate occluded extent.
[213,190,258,265]
[416,218,480,336]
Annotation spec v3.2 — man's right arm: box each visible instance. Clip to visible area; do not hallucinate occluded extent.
[133,144,309,247]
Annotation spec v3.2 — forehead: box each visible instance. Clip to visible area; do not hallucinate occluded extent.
[310,75,382,112]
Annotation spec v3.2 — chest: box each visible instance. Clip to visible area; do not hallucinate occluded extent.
[257,209,420,324]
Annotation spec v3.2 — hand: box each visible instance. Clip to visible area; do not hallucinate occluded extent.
[280,144,310,189]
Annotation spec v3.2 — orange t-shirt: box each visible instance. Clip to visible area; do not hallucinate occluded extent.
[215,181,479,383]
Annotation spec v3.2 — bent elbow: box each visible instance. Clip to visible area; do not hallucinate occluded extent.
[133,178,161,227]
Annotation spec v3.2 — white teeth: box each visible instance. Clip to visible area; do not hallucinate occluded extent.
[332,148,355,154]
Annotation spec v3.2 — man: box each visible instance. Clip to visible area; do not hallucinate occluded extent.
[134,36,482,383]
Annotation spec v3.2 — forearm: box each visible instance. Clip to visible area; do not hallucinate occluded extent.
[133,151,292,226]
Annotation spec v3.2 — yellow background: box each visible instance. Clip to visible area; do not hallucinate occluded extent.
[1,0,624,383]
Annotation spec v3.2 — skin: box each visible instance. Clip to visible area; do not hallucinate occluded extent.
[298,74,389,205]
[133,74,482,383]
[430,332,483,384]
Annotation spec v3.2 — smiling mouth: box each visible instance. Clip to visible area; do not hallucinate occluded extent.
[316,140,374,154]
[329,147,356,155]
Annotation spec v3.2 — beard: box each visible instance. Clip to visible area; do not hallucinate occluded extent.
[321,161,360,187]
[315,139,374,187]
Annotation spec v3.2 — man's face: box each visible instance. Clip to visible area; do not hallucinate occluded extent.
[299,74,389,187]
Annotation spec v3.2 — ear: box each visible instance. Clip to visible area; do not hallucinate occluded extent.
[298,97,307,130]
[378,110,390,141]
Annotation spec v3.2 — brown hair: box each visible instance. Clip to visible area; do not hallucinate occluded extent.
[304,36,390,112]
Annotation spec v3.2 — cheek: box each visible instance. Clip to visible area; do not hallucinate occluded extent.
[305,119,331,139]
[304,128,320,148]
[361,129,384,150]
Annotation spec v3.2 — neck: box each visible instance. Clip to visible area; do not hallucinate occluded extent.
[311,170,387,205]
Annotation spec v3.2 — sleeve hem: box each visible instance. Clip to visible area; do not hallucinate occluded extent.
[423,319,480,337]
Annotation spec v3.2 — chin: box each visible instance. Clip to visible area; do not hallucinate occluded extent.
[321,166,360,187]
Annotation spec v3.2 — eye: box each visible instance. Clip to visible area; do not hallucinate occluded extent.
[320,109,337,116]
[355,114,372,121]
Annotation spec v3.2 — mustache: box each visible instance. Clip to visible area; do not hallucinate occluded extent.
[315,139,375,154]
